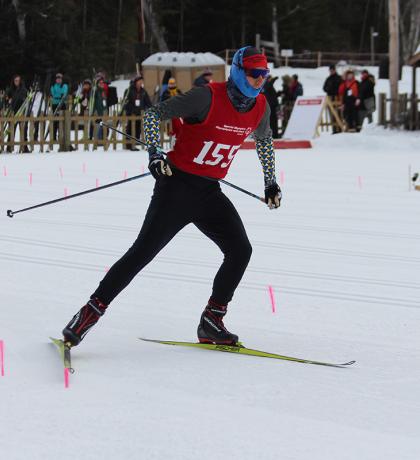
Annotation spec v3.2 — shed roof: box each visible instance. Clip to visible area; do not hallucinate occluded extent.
[142,52,225,67]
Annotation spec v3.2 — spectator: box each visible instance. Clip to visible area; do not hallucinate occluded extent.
[323,65,342,98]
[79,79,92,116]
[262,75,280,138]
[6,74,27,114]
[323,65,343,133]
[89,76,109,140]
[124,75,152,151]
[50,73,69,140]
[5,74,29,152]
[287,74,303,101]
[194,69,213,87]
[338,70,360,132]
[95,73,109,99]
[280,74,302,134]
[161,77,183,140]
[159,69,172,102]
[161,77,182,101]
[358,69,376,126]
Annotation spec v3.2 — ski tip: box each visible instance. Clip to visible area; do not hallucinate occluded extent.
[341,360,356,366]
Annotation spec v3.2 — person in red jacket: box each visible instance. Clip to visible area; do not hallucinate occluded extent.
[62,46,282,348]
[338,70,361,132]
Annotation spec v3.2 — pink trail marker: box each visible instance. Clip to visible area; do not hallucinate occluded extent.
[29,172,33,186]
[3,166,7,177]
[64,187,68,197]
[96,178,99,188]
[123,170,128,179]
[141,165,145,174]
[59,167,64,179]
[358,176,363,190]
[82,163,86,173]
[280,170,285,185]
[0,340,4,376]
[64,368,70,388]
[268,285,276,313]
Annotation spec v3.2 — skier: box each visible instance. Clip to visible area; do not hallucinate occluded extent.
[62,46,282,347]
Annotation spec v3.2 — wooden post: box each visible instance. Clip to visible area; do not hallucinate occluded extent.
[317,51,322,68]
[63,108,71,152]
[388,0,399,127]
[378,93,386,125]
[410,65,417,130]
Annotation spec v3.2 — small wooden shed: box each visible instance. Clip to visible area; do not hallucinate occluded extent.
[141,52,226,96]
[408,45,420,130]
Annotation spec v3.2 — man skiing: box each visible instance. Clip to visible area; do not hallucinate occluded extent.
[62,46,282,347]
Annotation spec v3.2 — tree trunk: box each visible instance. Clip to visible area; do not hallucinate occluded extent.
[400,0,420,62]
[11,0,26,42]
[388,0,399,127]
[82,0,87,59]
[114,0,123,76]
[143,0,169,51]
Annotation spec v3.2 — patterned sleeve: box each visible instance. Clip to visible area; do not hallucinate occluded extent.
[143,108,162,152]
[255,137,276,185]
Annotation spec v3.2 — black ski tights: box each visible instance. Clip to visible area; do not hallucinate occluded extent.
[92,168,252,306]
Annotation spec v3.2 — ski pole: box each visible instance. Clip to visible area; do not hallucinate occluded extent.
[97,120,265,203]
[6,171,151,218]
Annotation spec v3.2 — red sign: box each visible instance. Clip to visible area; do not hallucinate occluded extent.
[297,99,323,106]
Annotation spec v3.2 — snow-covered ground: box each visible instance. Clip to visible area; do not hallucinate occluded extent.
[1,124,420,460]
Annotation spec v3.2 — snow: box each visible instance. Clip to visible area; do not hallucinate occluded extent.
[1,124,420,459]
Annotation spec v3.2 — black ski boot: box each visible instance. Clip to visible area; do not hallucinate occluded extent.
[197,300,238,345]
[62,297,108,346]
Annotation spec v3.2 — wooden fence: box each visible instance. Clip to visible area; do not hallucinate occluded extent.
[377,93,420,129]
[0,112,170,153]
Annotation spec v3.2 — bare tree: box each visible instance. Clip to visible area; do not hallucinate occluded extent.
[389,0,399,127]
[11,0,26,42]
[114,0,124,75]
[142,0,169,51]
[400,0,420,62]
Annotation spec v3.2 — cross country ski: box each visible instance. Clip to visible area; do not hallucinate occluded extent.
[139,338,356,368]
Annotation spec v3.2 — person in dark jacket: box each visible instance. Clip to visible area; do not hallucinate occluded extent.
[323,65,343,133]
[338,70,360,132]
[6,75,27,114]
[358,69,376,126]
[323,65,342,98]
[125,75,152,151]
[287,74,303,101]
[193,69,213,87]
[262,75,280,138]
[5,75,29,152]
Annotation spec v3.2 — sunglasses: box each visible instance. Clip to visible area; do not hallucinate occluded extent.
[243,67,270,79]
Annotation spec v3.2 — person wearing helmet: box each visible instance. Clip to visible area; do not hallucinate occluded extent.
[62,46,281,348]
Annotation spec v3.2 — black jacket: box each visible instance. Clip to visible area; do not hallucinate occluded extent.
[6,84,28,113]
[323,73,342,97]
[125,86,152,115]
[263,77,280,109]
[359,77,375,100]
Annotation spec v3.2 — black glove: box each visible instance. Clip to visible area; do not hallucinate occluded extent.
[148,146,172,180]
[264,182,282,209]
